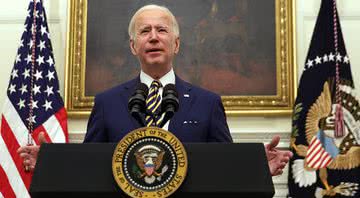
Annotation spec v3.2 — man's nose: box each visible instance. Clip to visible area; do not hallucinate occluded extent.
[149,29,159,42]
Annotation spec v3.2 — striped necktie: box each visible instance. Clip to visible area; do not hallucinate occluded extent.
[145,81,163,126]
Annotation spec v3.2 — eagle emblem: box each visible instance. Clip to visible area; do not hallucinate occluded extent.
[134,145,168,184]
[112,127,187,198]
[291,81,360,196]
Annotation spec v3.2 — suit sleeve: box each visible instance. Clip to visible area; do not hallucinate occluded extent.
[83,95,108,142]
[207,95,233,142]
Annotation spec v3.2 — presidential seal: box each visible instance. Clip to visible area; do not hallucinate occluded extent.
[112,127,188,198]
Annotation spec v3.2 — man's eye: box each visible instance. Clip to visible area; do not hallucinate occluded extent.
[159,29,167,32]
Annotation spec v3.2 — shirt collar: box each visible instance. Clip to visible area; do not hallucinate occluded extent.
[140,69,175,88]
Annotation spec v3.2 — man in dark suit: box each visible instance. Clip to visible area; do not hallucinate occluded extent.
[18,4,292,176]
[83,4,232,143]
[84,76,232,143]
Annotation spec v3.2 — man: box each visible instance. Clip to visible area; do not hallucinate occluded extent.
[18,4,292,176]
[83,5,232,143]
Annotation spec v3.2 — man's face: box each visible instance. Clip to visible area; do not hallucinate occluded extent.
[130,10,180,74]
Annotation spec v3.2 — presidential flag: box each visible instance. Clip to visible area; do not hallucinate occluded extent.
[0,0,68,197]
[288,0,360,197]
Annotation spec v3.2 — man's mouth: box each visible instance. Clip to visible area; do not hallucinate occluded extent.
[146,48,162,53]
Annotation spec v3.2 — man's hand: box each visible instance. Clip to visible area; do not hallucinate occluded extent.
[265,135,293,176]
[17,132,47,172]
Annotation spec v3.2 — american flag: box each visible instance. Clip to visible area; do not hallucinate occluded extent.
[306,131,339,169]
[0,0,68,197]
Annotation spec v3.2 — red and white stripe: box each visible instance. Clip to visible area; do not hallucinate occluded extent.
[306,136,333,169]
[0,97,68,198]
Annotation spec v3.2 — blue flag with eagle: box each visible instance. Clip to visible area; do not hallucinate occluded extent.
[288,0,360,197]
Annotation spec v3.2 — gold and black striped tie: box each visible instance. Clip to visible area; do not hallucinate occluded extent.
[145,81,163,126]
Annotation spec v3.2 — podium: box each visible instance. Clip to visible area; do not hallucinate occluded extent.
[30,143,274,198]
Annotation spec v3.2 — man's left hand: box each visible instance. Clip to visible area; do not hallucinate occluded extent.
[17,132,47,172]
[265,135,293,176]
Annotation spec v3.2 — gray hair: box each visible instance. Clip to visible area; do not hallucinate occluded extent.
[128,4,179,40]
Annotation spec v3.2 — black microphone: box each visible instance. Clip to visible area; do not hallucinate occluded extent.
[159,84,179,128]
[128,83,148,127]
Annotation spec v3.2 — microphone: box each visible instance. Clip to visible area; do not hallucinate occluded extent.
[128,83,148,127]
[159,84,179,128]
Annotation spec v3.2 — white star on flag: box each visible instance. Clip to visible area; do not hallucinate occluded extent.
[43,100,53,111]
[29,100,39,109]
[22,68,30,79]
[46,56,54,66]
[32,84,41,95]
[25,54,32,64]
[28,39,34,48]
[44,85,54,96]
[16,54,21,63]
[8,84,16,94]
[46,70,55,81]
[19,84,28,95]
[40,25,47,36]
[26,115,36,124]
[323,54,328,62]
[315,56,322,64]
[17,98,26,110]
[20,39,24,47]
[23,24,28,32]
[336,53,342,62]
[34,70,43,80]
[306,59,314,68]
[38,40,46,51]
[36,55,45,66]
[11,69,18,79]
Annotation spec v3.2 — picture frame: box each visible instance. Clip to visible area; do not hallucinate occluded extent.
[65,0,296,117]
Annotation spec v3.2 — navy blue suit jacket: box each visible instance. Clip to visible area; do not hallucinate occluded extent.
[83,76,233,143]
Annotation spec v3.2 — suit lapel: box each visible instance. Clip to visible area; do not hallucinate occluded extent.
[169,76,194,134]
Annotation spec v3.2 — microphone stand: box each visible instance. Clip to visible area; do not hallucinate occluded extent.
[158,111,174,128]
[130,111,146,127]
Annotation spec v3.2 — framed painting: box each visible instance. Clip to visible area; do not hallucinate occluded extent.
[65,0,296,117]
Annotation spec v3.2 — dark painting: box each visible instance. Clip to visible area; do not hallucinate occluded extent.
[85,0,276,96]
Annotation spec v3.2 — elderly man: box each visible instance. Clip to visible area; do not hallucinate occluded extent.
[83,5,232,143]
[18,4,292,176]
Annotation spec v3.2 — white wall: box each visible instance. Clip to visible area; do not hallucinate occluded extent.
[0,0,359,197]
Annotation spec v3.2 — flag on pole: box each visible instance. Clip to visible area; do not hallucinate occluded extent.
[288,0,360,197]
[0,0,68,197]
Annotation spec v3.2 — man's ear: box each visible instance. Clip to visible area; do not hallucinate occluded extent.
[130,39,137,55]
[174,37,180,54]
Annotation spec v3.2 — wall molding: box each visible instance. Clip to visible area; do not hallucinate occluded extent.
[232,131,291,148]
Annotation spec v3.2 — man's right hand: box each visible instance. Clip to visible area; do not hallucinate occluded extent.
[17,132,47,172]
